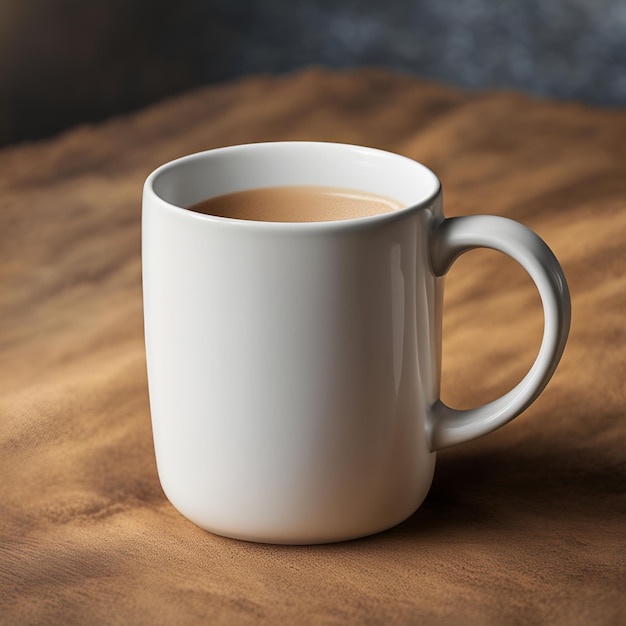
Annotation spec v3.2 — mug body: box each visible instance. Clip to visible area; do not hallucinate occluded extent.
[142,142,443,544]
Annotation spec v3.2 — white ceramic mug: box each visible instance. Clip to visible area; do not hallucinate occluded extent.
[142,142,570,544]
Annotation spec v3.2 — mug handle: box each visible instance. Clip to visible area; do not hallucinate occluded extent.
[427,215,571,451]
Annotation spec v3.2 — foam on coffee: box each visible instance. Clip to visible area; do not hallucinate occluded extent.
[187,185,404,223]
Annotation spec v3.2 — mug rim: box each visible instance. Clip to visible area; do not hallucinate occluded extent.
[144,141,442,231]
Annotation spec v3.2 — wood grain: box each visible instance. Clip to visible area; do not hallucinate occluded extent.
[1,68,625,625]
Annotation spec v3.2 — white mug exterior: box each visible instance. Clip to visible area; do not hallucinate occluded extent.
[142,142,570,544]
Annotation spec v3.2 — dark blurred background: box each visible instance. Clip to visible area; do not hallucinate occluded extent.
[2,0,625,146]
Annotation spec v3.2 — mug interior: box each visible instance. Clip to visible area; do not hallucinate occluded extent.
[148,142,440,217]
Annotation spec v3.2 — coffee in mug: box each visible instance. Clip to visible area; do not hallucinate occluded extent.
[188,185,404,222]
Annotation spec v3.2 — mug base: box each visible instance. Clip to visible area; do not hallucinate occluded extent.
[167,489,432,546]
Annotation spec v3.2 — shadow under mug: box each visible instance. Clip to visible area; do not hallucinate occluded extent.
[142,142,571,544]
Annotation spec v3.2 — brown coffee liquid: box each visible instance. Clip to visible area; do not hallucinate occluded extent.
[187,185,404,222]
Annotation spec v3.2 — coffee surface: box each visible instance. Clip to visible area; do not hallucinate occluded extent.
[187,185,404,222]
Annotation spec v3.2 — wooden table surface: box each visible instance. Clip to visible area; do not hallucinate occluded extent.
[1,68,625,625]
